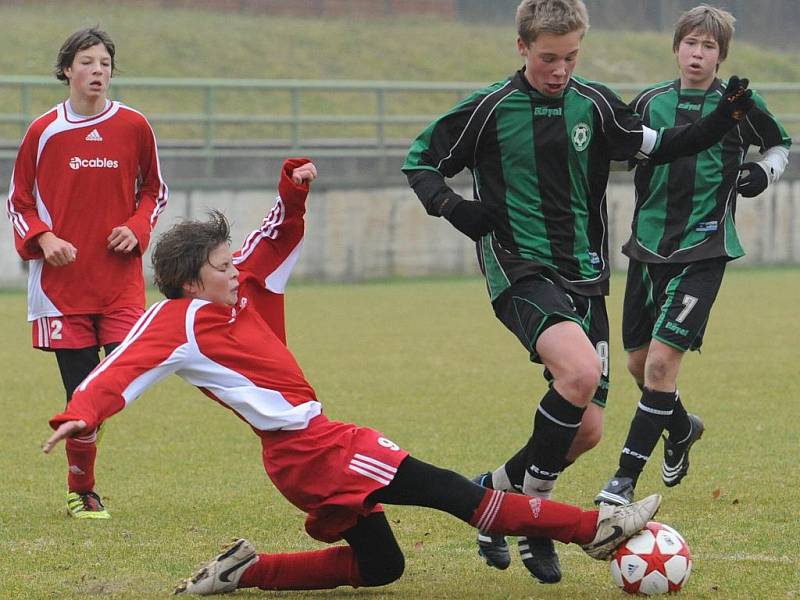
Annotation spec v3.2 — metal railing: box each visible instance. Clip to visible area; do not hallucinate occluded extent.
[2,76,798,187]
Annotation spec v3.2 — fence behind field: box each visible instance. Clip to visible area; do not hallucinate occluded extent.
[1,76,799,190]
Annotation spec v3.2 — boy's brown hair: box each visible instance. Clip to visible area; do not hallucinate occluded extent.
[673,4,736,62]
[152,211,232,299]
[55,27,116,83]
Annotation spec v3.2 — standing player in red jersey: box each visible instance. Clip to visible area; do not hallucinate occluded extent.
[6,27,168,519]
[43,158,661,595]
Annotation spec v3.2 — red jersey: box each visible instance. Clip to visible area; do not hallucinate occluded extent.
[6,100,168,320]
[50,159,319,433]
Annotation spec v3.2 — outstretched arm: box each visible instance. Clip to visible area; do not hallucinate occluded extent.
[43,300,188,450]
[646,76,754,165]
[233,158,316,342]
[233,158,314,287]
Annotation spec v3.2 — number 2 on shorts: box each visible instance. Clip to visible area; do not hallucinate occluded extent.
[50,318,63,340]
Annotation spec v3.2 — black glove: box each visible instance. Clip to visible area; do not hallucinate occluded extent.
[736,162,769,197]
[444,200,499,241]
[715,76,754,121]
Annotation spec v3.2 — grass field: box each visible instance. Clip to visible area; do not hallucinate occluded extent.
[1,269,799,599]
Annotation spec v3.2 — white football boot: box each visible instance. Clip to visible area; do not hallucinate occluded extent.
[175,538,257,595]
[581,493,662,560]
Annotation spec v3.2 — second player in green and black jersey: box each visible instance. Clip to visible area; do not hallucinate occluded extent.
[624,78,791,263]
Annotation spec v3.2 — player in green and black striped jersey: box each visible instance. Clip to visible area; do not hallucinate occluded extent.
[595,5,791,509]
[624,77,790,264]
[402,0,755,584]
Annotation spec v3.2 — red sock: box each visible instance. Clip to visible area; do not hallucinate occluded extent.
[65,430,97,493]
[470,489,598,544]
[238,545,362,590]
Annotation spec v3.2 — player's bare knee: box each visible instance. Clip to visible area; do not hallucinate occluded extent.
[568,359,603,403]
[644,355,676,388]
[553,350,602,403]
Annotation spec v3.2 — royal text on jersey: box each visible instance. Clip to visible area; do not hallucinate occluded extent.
[533,106,563,117]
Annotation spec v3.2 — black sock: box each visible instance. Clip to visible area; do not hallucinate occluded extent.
[502,442,529,491]
[524,387,585,485]
[371,456,485,522]
[666,394,690,442]
[502,445,576,492]
[616,387,677,484]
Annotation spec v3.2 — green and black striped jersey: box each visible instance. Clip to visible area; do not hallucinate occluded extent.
[623,78,791,263]
[403,70,646,298]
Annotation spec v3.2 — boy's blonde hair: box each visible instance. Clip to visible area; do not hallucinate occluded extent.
[673,4,736,62]
[516,0,590,46]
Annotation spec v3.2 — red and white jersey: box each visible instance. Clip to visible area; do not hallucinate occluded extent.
[50,159,319,433]
[6,100,168,320]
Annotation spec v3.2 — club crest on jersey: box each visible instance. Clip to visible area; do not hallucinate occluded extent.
[571,122,591,151]
[84,128,103,142]
[227,297,248,323]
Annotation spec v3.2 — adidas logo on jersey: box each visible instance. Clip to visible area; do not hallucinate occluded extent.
[84,128,103,142]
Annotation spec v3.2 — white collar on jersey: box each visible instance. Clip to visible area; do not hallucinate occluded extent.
[65,98,112,120]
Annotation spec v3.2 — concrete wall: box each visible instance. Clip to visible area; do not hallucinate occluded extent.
[2,180,798,289]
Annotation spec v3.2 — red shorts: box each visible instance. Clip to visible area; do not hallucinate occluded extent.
[32,306,144,350]
[259,414,410,543]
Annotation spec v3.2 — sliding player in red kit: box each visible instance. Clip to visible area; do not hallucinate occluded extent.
[7,28,167,519]
[43,158,660,595]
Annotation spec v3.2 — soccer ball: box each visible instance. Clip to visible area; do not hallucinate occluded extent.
[610,521,692,595]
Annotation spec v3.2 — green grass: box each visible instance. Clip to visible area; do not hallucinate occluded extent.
[0,1,798,142]
[1,269,799,599]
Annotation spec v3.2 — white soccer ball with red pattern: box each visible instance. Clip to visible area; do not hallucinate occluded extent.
[610,521,692,595]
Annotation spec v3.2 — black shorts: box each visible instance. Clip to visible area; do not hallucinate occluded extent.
[492,275,610,408]
[622,258,726,353]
